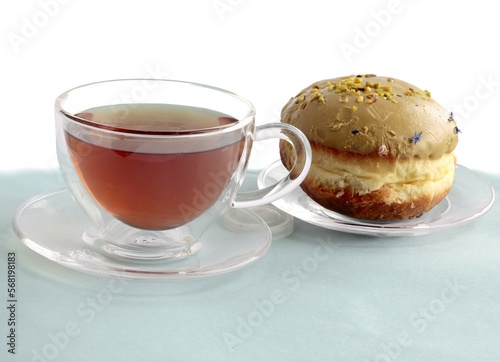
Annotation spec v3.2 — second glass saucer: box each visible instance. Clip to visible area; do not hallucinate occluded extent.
[258,160,495,237]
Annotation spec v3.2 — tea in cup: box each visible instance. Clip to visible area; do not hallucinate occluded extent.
[55,79,311,262]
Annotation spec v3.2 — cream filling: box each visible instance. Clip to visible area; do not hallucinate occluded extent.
[309,150,456,199]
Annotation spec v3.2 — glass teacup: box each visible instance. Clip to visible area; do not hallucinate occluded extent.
[55,79,311,262]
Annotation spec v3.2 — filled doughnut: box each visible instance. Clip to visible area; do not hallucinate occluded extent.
[280,74,459,220]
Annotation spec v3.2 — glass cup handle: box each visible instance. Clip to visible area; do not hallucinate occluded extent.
[232,123,312,208]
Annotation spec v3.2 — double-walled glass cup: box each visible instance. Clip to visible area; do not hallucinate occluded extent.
[55,79,311,266]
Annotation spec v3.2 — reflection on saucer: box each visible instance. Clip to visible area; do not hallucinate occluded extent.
[222,205,294,240]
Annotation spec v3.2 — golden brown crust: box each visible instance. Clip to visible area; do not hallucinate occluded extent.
[280,140,456,220]
[298,176,450,220]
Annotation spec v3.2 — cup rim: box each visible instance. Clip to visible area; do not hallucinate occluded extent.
[55,78,256,137]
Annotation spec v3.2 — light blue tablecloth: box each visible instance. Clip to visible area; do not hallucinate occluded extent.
[1,168,499,362]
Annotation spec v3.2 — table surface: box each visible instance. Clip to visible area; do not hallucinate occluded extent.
[1,167,499,362]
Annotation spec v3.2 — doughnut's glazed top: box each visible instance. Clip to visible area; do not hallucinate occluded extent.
[281,74,459,159]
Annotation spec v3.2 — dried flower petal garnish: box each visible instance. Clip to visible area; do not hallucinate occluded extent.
[411,131,423,144]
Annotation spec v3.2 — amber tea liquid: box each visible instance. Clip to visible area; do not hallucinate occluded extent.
[65,104,244,230]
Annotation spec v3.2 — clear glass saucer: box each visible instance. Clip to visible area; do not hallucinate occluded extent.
[258,161,495,237]
[12,188,272,280]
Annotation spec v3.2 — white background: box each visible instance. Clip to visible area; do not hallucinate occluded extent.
[1,0,499,173]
